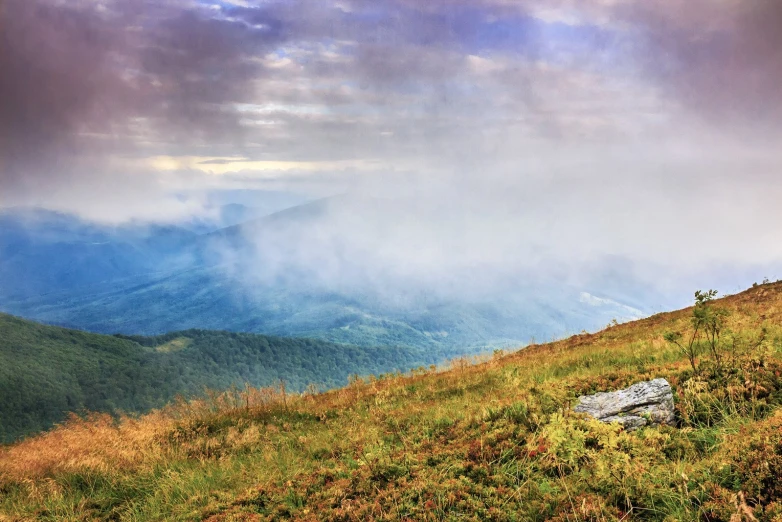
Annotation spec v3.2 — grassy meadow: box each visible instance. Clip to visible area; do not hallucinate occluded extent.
[2,283,782,521]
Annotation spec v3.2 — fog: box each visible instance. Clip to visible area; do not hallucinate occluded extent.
[199,153,779,319]
[2,0,781,315]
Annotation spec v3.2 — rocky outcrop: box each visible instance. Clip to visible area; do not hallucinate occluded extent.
[573,378,676,430]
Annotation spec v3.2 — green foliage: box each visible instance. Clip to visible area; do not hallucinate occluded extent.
[665,289,732,373]
[0,313,437,443]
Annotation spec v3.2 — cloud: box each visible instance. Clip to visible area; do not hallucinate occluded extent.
[0,0,637,179]
[0,0,780,303]
[198,158,253,165]
[0,0,128,189]
[0,0,289,215]
[586,0,782,133]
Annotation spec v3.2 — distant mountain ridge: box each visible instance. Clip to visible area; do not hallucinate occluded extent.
[0,208,197,299]
[0,199,650,351]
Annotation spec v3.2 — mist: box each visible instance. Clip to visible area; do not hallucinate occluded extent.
[2,0,781,323]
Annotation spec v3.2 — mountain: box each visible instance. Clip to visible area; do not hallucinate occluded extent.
[0,312,433,444]
[179,190,311,234]
[0,265,645,351]
[177,203,270,235]
[2,283,781,520]
[0,199,650,351]
[0,207,196,299]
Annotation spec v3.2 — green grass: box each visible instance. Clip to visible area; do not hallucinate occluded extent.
[2,283,782,521]
[155,337,193,353]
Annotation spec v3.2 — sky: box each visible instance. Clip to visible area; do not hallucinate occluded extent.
[1,0,781,299]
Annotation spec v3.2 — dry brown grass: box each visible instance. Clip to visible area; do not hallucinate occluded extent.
[2,282,781,520]
[0,411,173,482]
[0,385,299,485]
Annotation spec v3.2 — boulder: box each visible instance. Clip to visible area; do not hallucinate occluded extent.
[573,378,676,430]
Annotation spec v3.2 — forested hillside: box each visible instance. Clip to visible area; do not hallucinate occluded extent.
[0,314,431,443]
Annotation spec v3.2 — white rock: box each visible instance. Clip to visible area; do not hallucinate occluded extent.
[574,378,676,430]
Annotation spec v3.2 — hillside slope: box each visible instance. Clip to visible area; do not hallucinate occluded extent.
[0,314,432,444]
[2,283,782,521]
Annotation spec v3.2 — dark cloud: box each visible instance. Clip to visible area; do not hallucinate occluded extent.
[617,0,782,131]
[0,0,621,196]
[136,6,288,144]
[2,0,781,225]
[0,0,127,188]
[0,0,289,206]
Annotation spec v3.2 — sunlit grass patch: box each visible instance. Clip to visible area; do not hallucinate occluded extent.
[154,336,193,353]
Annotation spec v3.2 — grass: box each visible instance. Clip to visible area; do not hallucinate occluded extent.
[155,337,193,353]
[2,282,782,521]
